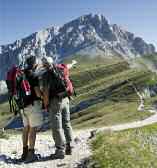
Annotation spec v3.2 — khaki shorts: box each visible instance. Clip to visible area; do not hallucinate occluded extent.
[21,100,43,128]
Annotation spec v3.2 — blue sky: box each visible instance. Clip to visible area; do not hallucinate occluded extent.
[0,0,157,48]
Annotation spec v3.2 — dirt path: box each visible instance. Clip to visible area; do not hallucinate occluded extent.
[98,111,157,132]
[1,112,157,168]
[0,131,91,168]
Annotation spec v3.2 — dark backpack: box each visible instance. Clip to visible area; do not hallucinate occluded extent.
[6,65,32,115]
[49,64,75,98]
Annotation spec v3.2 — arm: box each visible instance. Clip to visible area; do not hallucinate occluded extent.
[67,60,77,69]
[41,87,49,110]
[38,73,50,110]
[34,86,43,99]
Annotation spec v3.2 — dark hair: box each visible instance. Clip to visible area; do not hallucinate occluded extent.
[26,56,36,68]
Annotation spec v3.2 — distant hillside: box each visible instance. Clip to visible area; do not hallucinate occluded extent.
[65,56,156,129]
[134,53,157,73]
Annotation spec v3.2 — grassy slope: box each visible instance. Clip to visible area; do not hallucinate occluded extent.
[0,54,156,130]
[66,55,156,129]
[134,53,157,83]
[72,54,157,167]
[91,123,157,168]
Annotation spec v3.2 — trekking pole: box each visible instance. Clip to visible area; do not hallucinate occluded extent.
[9,96,12,113]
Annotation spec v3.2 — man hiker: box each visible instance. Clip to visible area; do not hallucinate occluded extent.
[40,56,77,159]
[20,55,43,162]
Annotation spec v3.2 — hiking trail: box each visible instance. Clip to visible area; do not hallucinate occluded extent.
[1,112,157,168]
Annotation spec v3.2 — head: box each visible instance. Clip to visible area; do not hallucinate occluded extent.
[41,56,53,67]
[25,56,36,69]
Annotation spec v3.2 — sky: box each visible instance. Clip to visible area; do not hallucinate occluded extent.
[0,0,157,48]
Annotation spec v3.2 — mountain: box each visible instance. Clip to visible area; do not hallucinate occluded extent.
[0,13,156,82]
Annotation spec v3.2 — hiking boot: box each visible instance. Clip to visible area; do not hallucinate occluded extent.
[50,148,65,160]
[25,149,38,163]
[65,143,72,155]
[20,146,28,161]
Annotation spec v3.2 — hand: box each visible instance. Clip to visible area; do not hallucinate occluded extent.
[72,60,77,65]
[72,60,77,68]
[67,60,78,69]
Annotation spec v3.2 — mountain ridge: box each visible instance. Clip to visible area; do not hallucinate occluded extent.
[0,13,156,82]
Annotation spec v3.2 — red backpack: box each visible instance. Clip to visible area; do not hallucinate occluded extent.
[6,65,31,114]
[55,64,74,96]
[46,63,75,98]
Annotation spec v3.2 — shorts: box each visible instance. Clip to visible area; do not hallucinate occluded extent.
[21,100,43,128]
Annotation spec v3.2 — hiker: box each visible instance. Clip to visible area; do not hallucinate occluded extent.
[20,56,43,162]
[39,56,77,159]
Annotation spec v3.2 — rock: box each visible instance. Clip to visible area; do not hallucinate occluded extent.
[88,130,97,140]
[74,137,81,144]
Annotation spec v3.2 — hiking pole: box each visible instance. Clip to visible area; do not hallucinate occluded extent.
[9,96,12,113]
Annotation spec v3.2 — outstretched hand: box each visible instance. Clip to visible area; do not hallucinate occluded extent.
[72,60,77,65]
[67,60,78,69]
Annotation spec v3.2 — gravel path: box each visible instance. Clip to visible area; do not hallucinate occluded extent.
[1,112,157,168]
[0,131,91,168]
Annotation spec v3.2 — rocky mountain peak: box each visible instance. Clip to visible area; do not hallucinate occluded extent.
[0,13,156,82]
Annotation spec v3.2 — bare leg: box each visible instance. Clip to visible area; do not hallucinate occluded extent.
[21,126,29,160]
[22,126,29,147]
[28,127,37,149]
